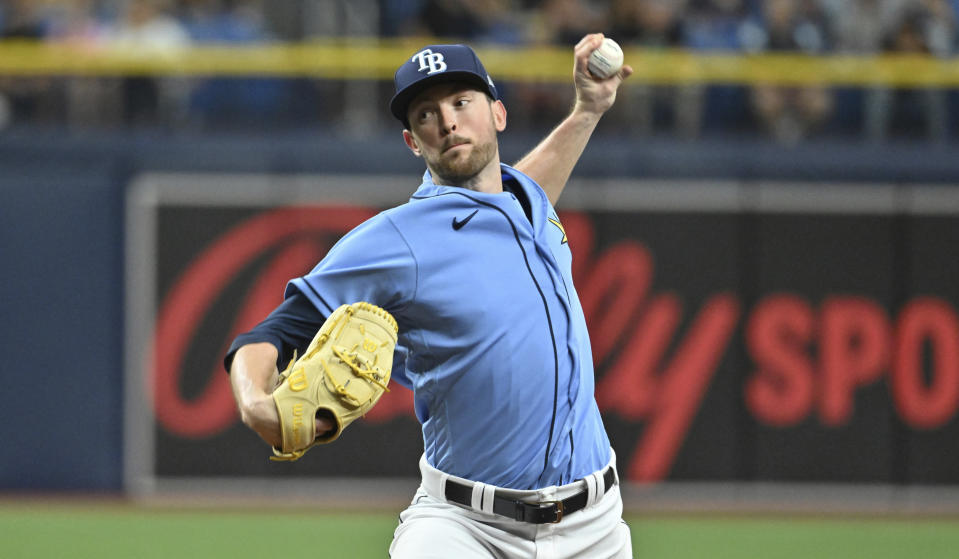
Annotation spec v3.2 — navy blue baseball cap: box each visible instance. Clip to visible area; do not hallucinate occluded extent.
[390,44,499,125]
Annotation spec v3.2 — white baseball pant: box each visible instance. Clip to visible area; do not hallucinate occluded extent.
[389,450,632,558]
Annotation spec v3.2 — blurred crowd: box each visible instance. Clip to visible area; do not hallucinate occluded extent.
[1,0,958,143]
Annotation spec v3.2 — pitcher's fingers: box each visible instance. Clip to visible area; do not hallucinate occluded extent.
[574,33,604,61]
[575,32,603,52]
[575,36,605,75]
[315,415,335,437]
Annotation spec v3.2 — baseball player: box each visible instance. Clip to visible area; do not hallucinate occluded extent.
[226,34,633,558]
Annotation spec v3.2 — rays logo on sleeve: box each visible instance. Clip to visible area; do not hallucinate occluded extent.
[548,214,567,244]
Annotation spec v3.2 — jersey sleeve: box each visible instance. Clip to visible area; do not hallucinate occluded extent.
[287,213,416,389]
[286,212,416,321]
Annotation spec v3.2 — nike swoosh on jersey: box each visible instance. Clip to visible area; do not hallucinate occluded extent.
[452,210,479,230]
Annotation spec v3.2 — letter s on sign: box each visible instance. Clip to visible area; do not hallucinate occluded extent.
[745,294,816,427]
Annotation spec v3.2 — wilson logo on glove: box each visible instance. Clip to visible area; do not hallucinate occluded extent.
[270,301,398,461]
[287,370,309,392]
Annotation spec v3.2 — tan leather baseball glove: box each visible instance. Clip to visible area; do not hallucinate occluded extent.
[270,302,398,461]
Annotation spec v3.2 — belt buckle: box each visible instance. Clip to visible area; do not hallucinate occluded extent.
[543,500,564,524]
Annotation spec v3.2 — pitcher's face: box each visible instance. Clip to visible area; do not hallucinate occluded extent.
[403,83,507,187]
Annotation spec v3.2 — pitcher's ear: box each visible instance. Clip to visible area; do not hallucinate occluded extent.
[403,129,421,157]
[492,99,507,132]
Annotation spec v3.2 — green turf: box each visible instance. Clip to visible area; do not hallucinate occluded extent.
[630,515,959,559]
[2,504,958,558]
[0,506,398,558]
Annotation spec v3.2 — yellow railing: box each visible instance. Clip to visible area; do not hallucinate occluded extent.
[0,40,957,87]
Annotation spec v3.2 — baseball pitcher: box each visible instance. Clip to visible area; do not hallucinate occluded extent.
[226,34,634,558]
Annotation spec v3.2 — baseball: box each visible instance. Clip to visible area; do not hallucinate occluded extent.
[587,37,624,79]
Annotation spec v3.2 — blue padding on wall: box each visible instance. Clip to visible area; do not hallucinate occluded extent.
[0,166,123,490]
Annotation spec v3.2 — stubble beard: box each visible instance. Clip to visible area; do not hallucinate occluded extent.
[426,131,498,189]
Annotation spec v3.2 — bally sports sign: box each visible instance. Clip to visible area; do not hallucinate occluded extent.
[124,174,959,503]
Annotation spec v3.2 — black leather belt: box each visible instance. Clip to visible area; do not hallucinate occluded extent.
[443,467,616,524]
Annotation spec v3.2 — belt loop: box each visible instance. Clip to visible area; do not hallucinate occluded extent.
[470,481,486,511]
[585,470,602,508]
[481,484,496,514]
[609,448,619,486]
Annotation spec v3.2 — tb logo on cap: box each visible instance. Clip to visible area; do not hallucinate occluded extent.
[412,48,447,75]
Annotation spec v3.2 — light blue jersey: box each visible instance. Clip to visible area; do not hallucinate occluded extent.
[288,164,610,490]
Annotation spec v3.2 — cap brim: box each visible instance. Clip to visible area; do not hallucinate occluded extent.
[390,71,495,124]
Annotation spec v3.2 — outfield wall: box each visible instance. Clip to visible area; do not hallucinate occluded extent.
[2,131,959,512]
